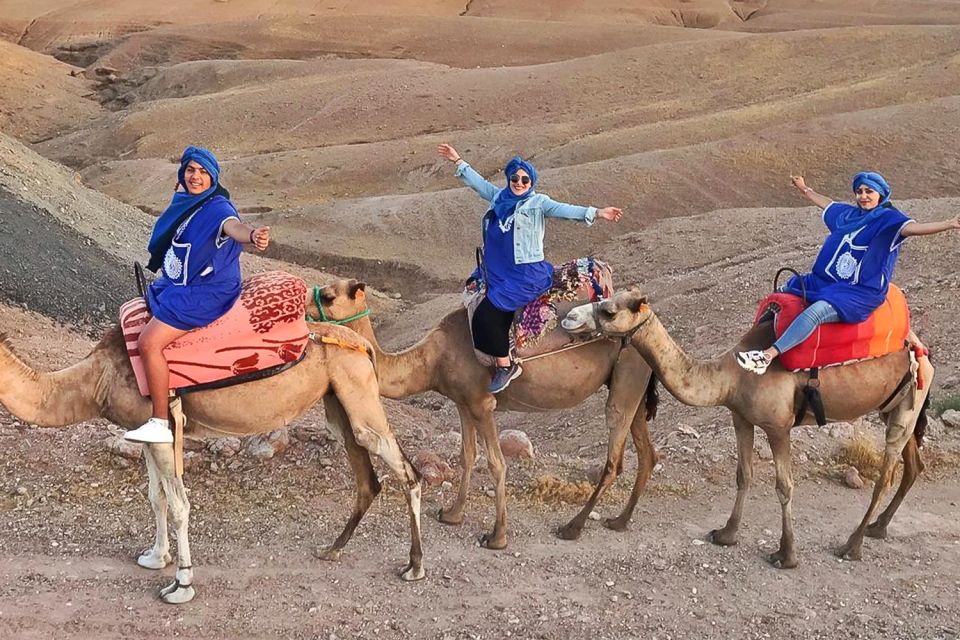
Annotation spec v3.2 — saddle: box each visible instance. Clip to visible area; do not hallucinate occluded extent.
[464,257,614,365]
[121,271,310,396]
[754,284,910,371]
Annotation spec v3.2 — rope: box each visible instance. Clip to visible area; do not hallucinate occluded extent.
[312,333,370,356]
[515,336,610,363]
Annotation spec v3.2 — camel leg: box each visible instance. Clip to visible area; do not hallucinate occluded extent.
[438,403,481,526]
[710,413,755,546]
[865,436,924,539]
[605,394,658,532]
[837,383,929,561]
[317,394,382,562]
[137,445,172,570]
[474,405,508,550]
[148,443,196,604]
[766,430,798,569]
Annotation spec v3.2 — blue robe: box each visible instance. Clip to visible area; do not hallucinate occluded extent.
[148,196,243,330]
[483,210,553,311]
[785,202,913,323]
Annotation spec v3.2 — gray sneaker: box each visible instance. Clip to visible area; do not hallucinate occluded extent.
[488,363,522,394]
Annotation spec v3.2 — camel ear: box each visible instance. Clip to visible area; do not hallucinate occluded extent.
[349,280,367,300]
[626,295,647,314]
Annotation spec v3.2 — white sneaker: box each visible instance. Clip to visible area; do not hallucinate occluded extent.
[124,417,173,444]
[736,350,772,375]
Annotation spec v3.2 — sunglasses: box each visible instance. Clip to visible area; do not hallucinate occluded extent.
[509,174,531,186]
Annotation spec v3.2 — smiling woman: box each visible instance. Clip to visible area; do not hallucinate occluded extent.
[437,142,624,393]
[124,146,273,444]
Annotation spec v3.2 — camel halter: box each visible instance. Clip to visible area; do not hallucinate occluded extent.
[306,285,371,324]
[586,300,650,344]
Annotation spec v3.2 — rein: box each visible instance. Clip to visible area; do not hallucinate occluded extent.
[306,285,371,324]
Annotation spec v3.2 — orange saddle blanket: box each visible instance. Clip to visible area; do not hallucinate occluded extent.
[754,284,909,371]
[121,271,310,396]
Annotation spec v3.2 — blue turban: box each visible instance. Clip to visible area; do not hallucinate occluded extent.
[492,156,538,222]
[146,146,226,272]
[852,171,891,206]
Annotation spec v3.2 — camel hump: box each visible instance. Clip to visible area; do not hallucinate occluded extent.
[756,284,910,371]
[120,271,310,396]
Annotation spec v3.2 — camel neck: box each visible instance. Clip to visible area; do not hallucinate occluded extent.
[347,316,437,398]
[630,313,732,408]
[0,338,102,426]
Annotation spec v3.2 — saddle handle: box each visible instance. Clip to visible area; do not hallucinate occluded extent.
[773,267,806,303]
[134,261,148,299]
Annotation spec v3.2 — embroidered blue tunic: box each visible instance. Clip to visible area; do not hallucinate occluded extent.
[785,202,913,323]
[483,210,553,312]
[147,195,243,330]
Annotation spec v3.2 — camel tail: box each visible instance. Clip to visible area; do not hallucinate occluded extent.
[914,394,931,449]
[644,373,659,421]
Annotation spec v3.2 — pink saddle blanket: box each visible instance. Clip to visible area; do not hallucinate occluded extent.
[121,271,309,396]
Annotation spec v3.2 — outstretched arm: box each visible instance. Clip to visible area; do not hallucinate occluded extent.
[223,219,270,251]
[541,196,623,226]
[900,215,960,237]
[791,175,833,210]
[438,143,499,202]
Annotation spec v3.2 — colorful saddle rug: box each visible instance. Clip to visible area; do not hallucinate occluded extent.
[754,284,909,371]
[121,271,310,396]
[464,257,614,362]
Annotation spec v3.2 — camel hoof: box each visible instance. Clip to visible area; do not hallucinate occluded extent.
[137,550,171,570]
[864,523,888,539]
[834,545,862,562]
[603,517,629,532]
[159,580,195,604]
[768,550,798,569]
[556,523,583,541]
[399,563,426,582]
[437,507,464,526]
[317,547,343,562]
[479,532,507,550]
[708,528,738,547]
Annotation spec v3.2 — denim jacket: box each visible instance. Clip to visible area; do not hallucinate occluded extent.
[456,161,597,264]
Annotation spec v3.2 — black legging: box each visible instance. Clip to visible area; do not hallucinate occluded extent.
[472,296,514,358]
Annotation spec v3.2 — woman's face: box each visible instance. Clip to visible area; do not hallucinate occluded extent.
[855,185,881,210]
[508,168,532,196]
[183,160,212,195]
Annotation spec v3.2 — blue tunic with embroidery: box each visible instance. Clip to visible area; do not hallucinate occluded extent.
[483,211,553,312]
[147,195,243,330]
[784,202,913,323]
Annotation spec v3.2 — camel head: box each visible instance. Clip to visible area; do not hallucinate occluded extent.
[307,278,368,323]
[561,287,652,337]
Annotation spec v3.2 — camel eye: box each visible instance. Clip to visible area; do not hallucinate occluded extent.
[321,293,335,304]
[599,307,614,318]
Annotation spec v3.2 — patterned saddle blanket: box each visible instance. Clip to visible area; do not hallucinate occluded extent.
[754,284,910,371]
[121,271,310,396]
[464,257,614,363]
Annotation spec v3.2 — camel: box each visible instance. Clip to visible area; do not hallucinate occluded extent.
[561,287,933,567]
[307,279,658,549]
[0,321,425,604]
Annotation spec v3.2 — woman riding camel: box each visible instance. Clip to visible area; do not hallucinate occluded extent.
[438,143,623,393]
[124,146,271,443]
[737,171,960,375]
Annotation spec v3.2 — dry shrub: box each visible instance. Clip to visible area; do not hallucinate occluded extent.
[530,474,595,505]
[835,431,883,480]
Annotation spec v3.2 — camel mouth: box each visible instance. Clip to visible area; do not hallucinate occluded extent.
[561,317,588,332]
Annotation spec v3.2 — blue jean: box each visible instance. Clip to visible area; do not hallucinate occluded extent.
[772,300,841,355]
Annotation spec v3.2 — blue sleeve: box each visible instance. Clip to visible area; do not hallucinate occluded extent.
[195,197,240,247]
[822,201,844,232]
[541,195,597,225]
[874,210,914,252]
[454,161,500,203]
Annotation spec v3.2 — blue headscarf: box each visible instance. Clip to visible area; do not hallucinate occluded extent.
[492,156,538,222]
[831,171,894,234]
[146,146,224,272]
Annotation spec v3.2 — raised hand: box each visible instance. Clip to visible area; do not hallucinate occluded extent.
[437,143,462,163]
[251,226,270,251]
[597,207,623,222]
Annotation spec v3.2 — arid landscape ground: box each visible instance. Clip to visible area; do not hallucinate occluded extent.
[1,2,960,638]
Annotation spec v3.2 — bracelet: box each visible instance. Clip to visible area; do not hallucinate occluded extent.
[802,187,813,194]
[249,229,256,244]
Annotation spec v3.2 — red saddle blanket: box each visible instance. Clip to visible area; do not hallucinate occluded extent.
[121,271,309,396]
[754,284,909,371]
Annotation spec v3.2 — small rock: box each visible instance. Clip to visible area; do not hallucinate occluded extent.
[941,410,960,429]
[588,511,600,521]
[290,424,324,442]
[412,451,456,487]
[845,466,865,489]
[183,451,204,471]
[208,437,242,458]
[93,66,118,77]
[485,489,496,498]
[499,429,534,459]
[677,424,700,439]
[182,437,205,451]
[829,422,857,439]
[246,430,289,460]
[104,435,143,461]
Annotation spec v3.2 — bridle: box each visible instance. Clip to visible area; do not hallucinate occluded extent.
[306,285,371,324]
[583,299,650,346]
